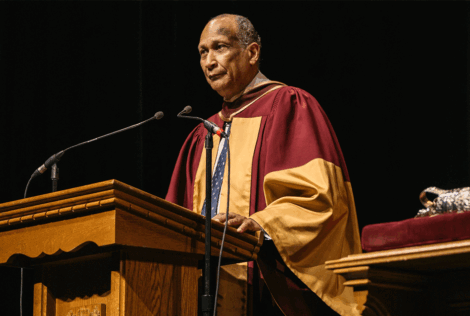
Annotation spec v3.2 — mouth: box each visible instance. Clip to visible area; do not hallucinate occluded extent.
[209,73,225,81]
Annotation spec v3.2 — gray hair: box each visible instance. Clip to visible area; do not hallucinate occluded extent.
[209,14,262,50]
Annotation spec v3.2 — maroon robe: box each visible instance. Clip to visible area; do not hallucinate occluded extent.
[166,82,361,316]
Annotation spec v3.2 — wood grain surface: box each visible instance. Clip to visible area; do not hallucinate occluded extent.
[326,239,470,315]
[0,179,262,264]
[0,180,261,316]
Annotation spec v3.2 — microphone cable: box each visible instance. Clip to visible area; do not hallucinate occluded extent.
[20,267,23,316]
[213,127,230,316]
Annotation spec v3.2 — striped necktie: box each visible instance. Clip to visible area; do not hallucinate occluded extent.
[201,122,231,218]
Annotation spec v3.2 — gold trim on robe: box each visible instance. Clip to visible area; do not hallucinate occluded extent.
[193,117,263,316]
[167,82,362,316]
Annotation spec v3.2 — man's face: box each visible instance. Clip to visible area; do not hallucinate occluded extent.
[198,17,255,99]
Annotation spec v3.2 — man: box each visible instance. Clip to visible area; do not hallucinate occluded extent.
[166,14,361,316]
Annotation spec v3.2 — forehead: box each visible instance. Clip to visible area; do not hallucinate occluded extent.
[198,17,238,47]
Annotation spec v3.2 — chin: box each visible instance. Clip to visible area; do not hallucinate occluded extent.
[210,83,230,96]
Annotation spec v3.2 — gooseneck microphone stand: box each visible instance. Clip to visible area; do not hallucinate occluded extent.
[20,111,163,316]
[24,111,164,198]
[202,131,214,316]
[178,105,227,316]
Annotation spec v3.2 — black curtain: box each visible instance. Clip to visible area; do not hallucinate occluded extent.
[0,2,468,315]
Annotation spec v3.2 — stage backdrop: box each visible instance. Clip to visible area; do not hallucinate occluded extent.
[0,2,468,315]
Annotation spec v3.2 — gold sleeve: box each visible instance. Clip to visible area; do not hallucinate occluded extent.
[250,158,361,316]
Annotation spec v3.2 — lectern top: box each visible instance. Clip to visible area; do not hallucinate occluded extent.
[0,180,263,265]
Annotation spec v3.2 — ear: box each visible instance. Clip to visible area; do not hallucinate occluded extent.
[246,42,260,66]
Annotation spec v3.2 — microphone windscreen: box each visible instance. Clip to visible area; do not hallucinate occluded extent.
[184,105,192,114]
[154,111,164,120]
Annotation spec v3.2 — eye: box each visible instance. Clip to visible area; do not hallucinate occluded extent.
[216,44,227,50]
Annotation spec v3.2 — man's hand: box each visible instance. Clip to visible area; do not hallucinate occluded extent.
[212,213,261,233]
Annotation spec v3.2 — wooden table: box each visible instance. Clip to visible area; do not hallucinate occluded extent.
[325,239,470,316]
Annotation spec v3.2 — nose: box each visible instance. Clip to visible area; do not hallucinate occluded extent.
[205,50,217,71]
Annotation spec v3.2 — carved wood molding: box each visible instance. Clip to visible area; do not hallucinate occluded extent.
[326,239,470,270]
[113,197,261,260]
[0,195,115,228]
[0,180,263,264]
[337,266,427,292]
[66,304,105,316]
[326,240,470,315]
[0,211,115,264]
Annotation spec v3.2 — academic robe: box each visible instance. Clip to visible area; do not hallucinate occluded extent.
[166,82,362,316]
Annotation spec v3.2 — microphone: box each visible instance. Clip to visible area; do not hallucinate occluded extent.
[25,111,164,197]
[177,106,228,138]
[178,105,192,116]
[154,111,164,120]
[203,121,228,139]
[31,150,65,179]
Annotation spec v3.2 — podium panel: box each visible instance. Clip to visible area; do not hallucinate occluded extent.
[33,249,199,316]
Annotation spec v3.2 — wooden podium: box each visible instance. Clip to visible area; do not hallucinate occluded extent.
[0,180,263,316]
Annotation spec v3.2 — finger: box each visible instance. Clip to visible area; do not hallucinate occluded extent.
[228,216,245,227]
[237,219,251,233]
[212,214,226,223]
[237,219,262,233]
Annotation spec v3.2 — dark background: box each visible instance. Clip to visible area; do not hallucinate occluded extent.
[0,2,468,315]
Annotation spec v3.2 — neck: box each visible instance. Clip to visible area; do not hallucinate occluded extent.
[223,70,266,102]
